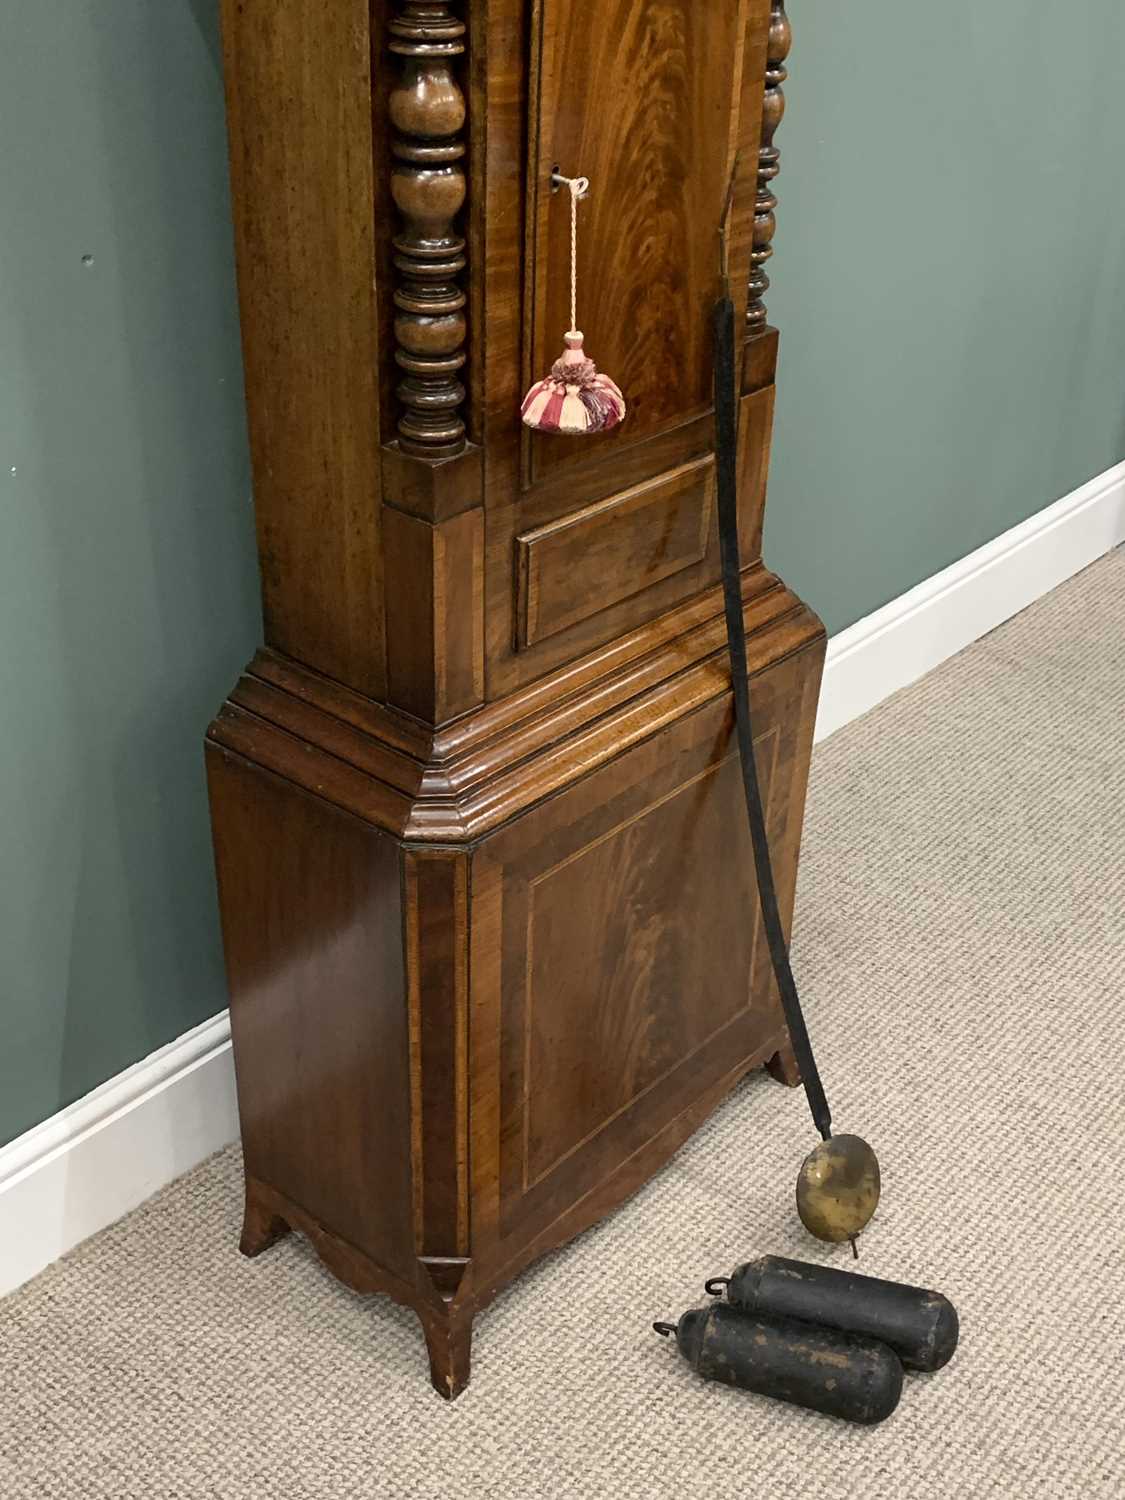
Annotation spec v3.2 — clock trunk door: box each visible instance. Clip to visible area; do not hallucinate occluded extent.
[482,0,773,696]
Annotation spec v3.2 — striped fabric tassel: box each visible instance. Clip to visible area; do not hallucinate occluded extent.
[521,173,627,436]
[521,332,626,435]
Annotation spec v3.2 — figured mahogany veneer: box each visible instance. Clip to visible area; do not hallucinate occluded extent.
[516,457,716,647]
[209,0,817,1399]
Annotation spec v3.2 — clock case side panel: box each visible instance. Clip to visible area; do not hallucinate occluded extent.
[206,746,477,1329]
[206,747,416,1283]
[219,0,388,700]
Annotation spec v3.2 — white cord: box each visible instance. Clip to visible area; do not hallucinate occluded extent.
[553,172,589,336]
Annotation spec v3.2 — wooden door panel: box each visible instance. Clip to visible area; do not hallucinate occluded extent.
[467,645,819,1261]
[483,0,774,695]
[495,711,777,1238]
[520,739,776,1190]
[524,0,753,489]
[515,456,715,648]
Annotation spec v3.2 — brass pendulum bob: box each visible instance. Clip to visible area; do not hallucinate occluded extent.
[797,1135,882,1253]
[714,168,881,1252]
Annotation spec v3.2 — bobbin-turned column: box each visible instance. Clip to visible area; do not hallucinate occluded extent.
[747,0,791,334]
[381,0,485,726]
[388,2,469,458]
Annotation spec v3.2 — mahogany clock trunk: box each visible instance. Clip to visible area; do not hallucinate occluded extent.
[206,0,821,1398]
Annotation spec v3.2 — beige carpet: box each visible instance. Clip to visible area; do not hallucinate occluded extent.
[3,552,1124,1500]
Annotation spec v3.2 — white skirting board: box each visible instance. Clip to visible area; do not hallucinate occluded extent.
[814,459,1125,743]
[0,1014,237,1298]
[2,458,1123,1298]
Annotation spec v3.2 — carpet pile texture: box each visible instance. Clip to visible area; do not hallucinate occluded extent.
[2,553,1123,1498]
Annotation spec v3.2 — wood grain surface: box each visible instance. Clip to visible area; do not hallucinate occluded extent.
[527,0,752,482]
[516,457,715,647]
[484,0,774,694]
[220,0,386,697]
[209,0,817,1400]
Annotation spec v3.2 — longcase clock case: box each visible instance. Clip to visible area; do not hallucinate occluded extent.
[207,0,821,1398]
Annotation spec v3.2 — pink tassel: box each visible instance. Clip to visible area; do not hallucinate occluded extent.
[521,332,627,435]
[522,172,627,436]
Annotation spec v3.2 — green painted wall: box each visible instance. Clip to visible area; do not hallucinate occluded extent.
[767,1,1125,633]
[2,1,1124,1146]
[0,1,259,1146]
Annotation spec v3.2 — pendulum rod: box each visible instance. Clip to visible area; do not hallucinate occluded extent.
[713,170,832,1144]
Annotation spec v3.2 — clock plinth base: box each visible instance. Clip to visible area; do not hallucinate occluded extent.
[207,577,823,1398]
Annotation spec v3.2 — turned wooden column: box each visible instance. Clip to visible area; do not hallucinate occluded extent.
[380,2,485,726]
[747,0,791,334]
[388,2,469,459]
